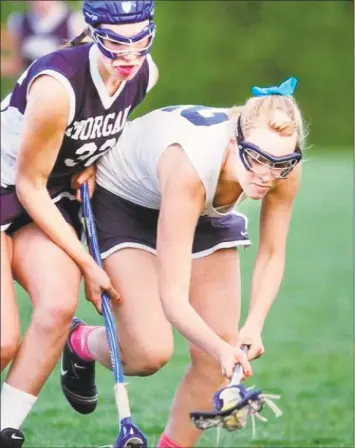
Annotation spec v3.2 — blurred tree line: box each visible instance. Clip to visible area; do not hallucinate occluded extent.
[1,1,353,147]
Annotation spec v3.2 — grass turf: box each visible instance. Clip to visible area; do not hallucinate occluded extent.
[2,150,353,447]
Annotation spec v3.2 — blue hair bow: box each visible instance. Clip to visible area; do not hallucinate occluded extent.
[251,77,298,97]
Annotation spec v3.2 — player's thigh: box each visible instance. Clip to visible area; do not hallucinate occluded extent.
[190,248,241,363]
[104,249,174,364]
[11,223,82,328]
[1,232,20,362]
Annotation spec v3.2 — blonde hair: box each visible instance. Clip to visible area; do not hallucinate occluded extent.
[228,95,307,150]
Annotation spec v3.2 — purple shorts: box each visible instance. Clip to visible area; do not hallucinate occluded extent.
[92,185,251,260]
[0,184,82,237]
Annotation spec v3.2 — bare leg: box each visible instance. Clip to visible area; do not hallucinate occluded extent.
[61,248,174,414]
[0,232,20,372]
[163,249,241,446]
[88,249,174,375]
[7,223,81,395]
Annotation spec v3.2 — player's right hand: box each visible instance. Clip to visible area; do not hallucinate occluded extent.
[82,263,120,314]
[219,344,253,380]
[71,165,96,202]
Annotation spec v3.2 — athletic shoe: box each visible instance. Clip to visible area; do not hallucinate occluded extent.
[60,317,98,414]
[0,428,25,448]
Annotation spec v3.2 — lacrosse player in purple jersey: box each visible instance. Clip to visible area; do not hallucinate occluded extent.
[61,78,306,447]
[0,1,158,446]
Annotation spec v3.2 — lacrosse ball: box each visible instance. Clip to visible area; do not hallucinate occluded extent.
[214,386,241,411]
[213,385,248,431]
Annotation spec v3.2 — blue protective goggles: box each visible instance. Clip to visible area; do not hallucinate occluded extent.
[236,116,302,179]
[90,21,155,59]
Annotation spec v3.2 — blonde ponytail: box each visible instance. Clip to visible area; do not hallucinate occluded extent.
[268,109,296,137]
[228,95,307,150]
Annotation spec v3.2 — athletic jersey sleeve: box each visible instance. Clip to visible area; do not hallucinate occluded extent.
[146,55,158,93]
[137,108,230,205]
[25,51,79,125]
[96,106,230,210]
[129,57,151,113]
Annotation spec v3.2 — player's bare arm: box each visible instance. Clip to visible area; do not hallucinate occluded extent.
[157,145,252,378]
[16,75,93,270]
[16,75,118,307]
[239,165,302,360]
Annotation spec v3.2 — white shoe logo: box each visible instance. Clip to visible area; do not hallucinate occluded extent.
[60,357,68,376]
[11,434,23,440]
[241,231,248,237]
[74,363,86,370]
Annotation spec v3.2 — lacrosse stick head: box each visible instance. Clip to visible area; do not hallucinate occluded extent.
[113,418,147,448]
[190,383,265,432]
[191,382,282,433]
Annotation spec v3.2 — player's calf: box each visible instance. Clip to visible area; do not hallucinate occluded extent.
[0,336,19,372]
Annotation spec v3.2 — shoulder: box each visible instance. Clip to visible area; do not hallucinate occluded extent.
[31,44,91,77]
[132,55,158,93]
[25,46,91,125]
[158,144,206,196]
[37,43,92,73]
[146,55,159,93]
[266,164,302,205]
[127,55,158,110]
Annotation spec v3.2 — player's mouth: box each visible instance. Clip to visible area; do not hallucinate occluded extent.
[115,65,137,77]
[253,183,270,192]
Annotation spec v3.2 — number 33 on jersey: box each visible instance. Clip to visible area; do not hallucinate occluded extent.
[1,44,155,187]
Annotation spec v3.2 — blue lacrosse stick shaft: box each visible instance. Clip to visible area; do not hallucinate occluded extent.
[81,184,147,448]
[80,183,124,385]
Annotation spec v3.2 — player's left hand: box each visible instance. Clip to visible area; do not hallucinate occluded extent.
[237,324,265,361]
[71,165,96,201]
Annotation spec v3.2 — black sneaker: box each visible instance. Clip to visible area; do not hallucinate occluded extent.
[60,317,98,414]
[0,428,25,448]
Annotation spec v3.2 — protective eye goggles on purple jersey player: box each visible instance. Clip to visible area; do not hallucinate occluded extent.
[90,22,155,59]
[83,1,156,60]
[236,116,302,179]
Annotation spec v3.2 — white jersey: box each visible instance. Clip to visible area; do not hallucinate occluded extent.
[97,105,246,218]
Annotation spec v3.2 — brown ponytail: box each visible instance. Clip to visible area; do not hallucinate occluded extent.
[62,28,91,48]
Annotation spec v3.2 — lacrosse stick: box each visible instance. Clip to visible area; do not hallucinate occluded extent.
[80,183,147,448]
[190,345,282,437]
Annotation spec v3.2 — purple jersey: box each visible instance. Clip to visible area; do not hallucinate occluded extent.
[1,43,152,189]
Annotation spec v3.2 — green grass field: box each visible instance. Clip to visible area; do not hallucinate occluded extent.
[2,150,353,447]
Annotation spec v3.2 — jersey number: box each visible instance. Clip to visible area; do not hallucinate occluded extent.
[64,138,117,168]
[162,105,228,127]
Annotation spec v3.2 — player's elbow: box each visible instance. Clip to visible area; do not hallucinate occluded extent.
[16,167,47,199]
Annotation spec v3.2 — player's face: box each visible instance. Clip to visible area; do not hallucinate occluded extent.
[98,21,151,81]
[235,127,298,199]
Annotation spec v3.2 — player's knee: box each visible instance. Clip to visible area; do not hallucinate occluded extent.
[1,332,20,369]
[32,297,77,334]
[129,342,173,376]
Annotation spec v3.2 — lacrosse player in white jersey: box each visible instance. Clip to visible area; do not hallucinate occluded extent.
[64,77,305,447]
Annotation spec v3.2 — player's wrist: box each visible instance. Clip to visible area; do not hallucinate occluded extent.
[77,252,97,273]
[243,315,265,331]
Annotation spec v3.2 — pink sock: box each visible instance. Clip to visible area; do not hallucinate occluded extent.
[69,325,99,362]
[157,433,182,448]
